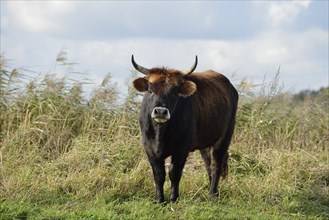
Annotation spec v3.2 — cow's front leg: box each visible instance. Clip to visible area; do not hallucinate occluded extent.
[169,153,188,202]
[149,157,166,203]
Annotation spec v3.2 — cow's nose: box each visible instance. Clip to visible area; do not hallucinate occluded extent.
[154,108,168,116]
[151,107,170,123]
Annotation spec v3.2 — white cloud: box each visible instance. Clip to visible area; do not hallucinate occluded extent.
[203,14,215,28]
[2,25,327,94]
[268,0,312,26]
[1,1,327,95]
[6,1,74,32]
[66,26,327,93]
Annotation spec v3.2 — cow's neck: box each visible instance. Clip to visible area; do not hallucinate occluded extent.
[153,123,168,158]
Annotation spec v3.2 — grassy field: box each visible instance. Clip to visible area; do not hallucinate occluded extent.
[1,54,328,219]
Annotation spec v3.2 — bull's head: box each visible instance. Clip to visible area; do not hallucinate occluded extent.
[132,55,198,124]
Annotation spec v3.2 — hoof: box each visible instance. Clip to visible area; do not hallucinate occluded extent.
[170,197,179,203]
[170,194,179,203]
[156,198,166,205]
[208,191,220,200]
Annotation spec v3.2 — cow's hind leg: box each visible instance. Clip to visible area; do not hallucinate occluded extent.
[209,132,234,197]
[200,148,212,184]
[208,117,235,198]
[209,149,228,197]
[209,147,227,197]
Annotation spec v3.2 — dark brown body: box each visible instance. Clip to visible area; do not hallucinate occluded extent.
[187,71,237,150]
[132,56,238,203]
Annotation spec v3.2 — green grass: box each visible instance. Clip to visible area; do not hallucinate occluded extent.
[0,54,328,219]
[1,148,328,219]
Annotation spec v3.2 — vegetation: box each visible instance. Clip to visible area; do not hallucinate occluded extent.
[0,53,328,219]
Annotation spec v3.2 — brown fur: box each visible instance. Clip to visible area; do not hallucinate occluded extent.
[133,68,233,124]
[133,77,148,92]
[178,80,197,97]
[134,67,196,97]
[147,68,182,85]
[137,69,233,124]
[186,71,232,123]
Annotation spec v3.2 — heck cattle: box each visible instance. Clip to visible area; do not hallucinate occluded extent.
[132,55,238,203]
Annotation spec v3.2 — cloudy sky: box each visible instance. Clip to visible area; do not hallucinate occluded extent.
[1,1,328,95]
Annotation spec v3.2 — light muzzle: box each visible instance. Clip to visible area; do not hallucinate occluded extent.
[151,107,171,123]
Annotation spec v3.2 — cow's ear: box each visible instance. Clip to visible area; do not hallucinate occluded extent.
[179,80,196,97]
[133,77,148,92]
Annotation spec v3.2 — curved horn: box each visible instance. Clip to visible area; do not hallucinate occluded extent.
[182,56,198,75]
[131,55,151,75]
